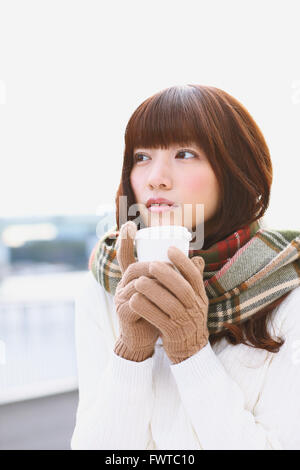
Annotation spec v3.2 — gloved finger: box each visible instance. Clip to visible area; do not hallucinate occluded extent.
[129,292,172,333]
[117,221,137,275]
[121,261,154,287]
[117,299,141,322]
[191,256,205,279]
[167,246,204,296]
[119,275,152,301]
[149,261,196,308]
[191,256,208,304]
[134,276,187,322]
[116,278,136,300]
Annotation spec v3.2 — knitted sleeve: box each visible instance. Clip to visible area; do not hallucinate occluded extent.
[169,286,300,450]
[70,272,155,450]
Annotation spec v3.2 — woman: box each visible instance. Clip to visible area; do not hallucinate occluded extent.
[71,84,300,450]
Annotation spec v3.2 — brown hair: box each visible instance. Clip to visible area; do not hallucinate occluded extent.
[115,84,288,352]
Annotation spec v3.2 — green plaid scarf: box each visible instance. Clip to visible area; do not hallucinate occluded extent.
[89,220,300,334]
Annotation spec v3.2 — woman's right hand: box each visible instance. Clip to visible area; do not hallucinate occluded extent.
[113,221,160,362]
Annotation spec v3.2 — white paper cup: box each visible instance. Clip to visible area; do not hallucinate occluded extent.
[134,225,192,264]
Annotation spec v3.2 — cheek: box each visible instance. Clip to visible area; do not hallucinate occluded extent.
[185,171,214,192]
[186,174,205,191]
[186,169,219,203]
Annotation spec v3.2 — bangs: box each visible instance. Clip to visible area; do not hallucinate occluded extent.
[125,86,211,154]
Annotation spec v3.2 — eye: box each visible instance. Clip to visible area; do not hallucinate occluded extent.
[133,149,197,164]
[176,150,197,159]
[133,153,149,163]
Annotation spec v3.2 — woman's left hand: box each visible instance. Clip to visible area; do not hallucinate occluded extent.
[129,246,209,364]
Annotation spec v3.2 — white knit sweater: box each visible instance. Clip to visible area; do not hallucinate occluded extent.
[70,271,300,450]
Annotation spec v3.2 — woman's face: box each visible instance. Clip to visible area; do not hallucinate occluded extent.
[129,142,220,237]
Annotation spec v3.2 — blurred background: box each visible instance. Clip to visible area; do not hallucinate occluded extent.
[0,0,299,450]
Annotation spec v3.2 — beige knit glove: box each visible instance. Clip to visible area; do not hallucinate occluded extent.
[113,221,160,362]
[129,246,209,364]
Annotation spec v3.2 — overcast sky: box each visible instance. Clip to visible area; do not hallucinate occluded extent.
[0,0,299,230]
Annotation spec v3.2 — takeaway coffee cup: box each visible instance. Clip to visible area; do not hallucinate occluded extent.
[134,225,192,265]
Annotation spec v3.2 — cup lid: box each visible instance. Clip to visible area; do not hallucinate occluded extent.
[135,225,192,241]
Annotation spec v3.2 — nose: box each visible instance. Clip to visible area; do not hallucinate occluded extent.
[147,161,172,190]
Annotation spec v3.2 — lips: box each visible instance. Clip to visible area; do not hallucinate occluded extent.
[146,197,176,208]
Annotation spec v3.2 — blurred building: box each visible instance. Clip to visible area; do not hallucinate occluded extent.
[0,211,116,277]
[0,242,10,281]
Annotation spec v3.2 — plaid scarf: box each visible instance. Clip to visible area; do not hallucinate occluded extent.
[89,220,300,334]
